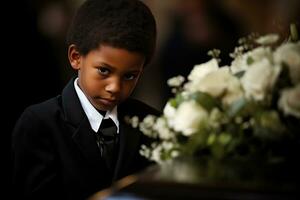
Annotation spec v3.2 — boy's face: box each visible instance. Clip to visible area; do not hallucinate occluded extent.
[69,44,145,111]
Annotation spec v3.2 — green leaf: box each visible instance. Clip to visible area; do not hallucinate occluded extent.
[169,93,184,108]
[227,98,247,118]
[218,133,232,145]
[175,94,184,105]
[234,70,245,78]
[207,133,217,146]
[183,126,210,155]
[247,56,254,65]
[253,111,285,140]
[190,91,219,111]
[169,98,177,108]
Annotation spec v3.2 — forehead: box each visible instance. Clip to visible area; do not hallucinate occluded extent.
[86,45,145,71]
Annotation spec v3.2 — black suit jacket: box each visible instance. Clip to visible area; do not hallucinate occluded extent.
[11,78,160,200]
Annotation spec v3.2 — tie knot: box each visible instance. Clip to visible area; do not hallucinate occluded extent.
[98,118,117,139]
[100,118,115,128]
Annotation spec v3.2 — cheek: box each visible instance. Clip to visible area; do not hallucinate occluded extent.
[82,76,105,97]
[120,81,138,98]
[91,81,106,95]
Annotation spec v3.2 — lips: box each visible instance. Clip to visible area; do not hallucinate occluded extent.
[98,98,117,107]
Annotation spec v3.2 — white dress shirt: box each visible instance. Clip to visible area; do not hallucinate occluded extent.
[73,78,119,133]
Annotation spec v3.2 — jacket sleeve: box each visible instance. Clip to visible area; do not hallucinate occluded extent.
[11,107,63,200]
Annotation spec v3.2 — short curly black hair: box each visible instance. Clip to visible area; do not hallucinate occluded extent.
[66,0,157,66]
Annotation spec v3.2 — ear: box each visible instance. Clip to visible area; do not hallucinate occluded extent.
[68,44,82,70]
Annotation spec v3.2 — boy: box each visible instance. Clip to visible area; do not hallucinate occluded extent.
[11,0,159,199]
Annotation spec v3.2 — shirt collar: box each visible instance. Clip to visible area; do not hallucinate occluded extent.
[73,78,119,133]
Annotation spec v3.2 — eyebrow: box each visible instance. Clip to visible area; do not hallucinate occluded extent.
[96,61,114,68]
[97,62,142,73]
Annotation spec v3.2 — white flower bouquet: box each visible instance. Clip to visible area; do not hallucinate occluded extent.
[128,24,300,164]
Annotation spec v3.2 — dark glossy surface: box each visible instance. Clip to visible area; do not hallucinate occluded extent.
[91,157,300,200]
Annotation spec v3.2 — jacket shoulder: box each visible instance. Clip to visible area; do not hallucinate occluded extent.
[14,96,62,128]
[119,98,161,119]
[11,96,62,146]
[25,96,62,118]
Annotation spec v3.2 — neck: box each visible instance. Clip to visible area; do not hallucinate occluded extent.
[96,109,106,117]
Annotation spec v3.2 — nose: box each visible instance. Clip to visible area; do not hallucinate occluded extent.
[105,77,121,94]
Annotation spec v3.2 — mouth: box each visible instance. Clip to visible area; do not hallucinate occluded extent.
[98,98,117,107]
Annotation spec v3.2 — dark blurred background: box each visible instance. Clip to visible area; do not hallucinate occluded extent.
[4,0,300,197]
[135,0,300,110]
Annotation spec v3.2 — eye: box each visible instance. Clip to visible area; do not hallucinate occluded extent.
[124,73,137,81]
[98,67,110,75]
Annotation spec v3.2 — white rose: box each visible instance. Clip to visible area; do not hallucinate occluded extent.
[187,59,219,82]
[193,67,230,96]
[231,47,273,74]
[187,67,244,105]
[241,58,281,101]
[163,102,177,126]
[184,59,219,92]
[274,41,300,84]
[222,76,244,106]
[278,84,300,118]
[172,101,208,136]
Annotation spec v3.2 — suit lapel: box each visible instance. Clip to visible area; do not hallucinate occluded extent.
[72,117,102,164]
[61,77,103,165]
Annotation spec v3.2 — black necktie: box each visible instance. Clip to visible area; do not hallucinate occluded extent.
[95,118,119,171]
